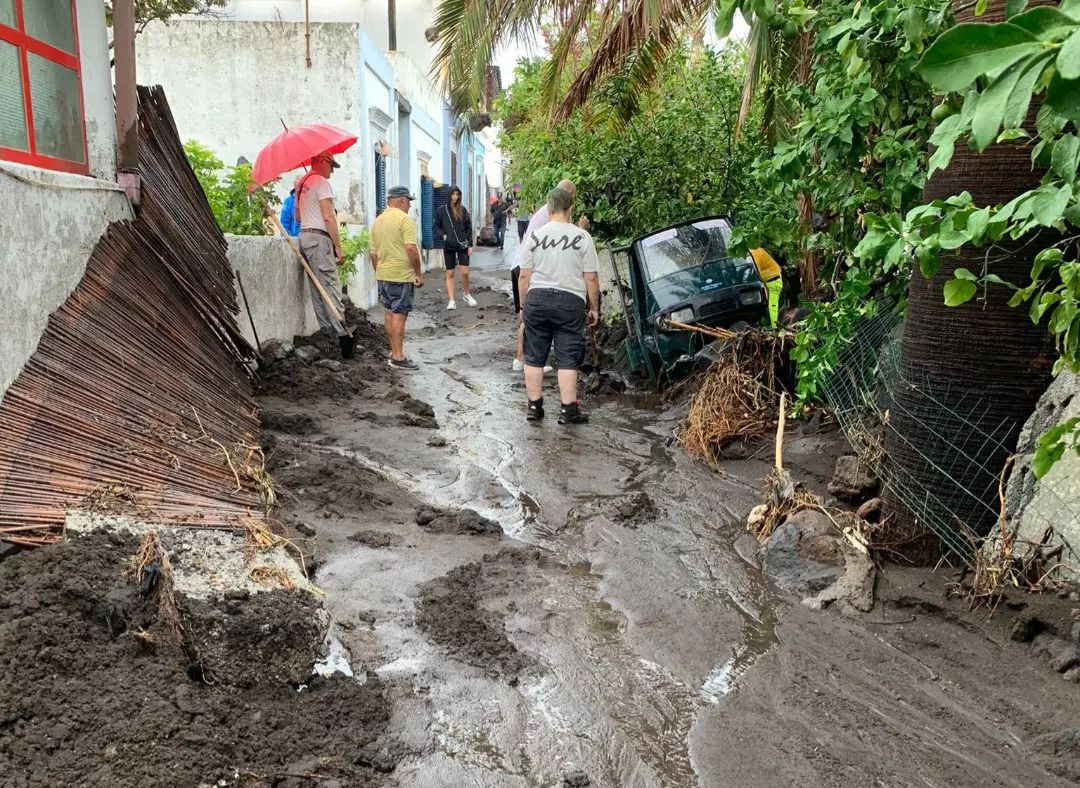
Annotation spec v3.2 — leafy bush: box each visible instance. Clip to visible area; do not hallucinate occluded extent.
[339,227,371,283]
[183,140,279,236]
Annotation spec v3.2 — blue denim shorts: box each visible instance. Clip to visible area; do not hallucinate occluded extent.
[378,281,415,315]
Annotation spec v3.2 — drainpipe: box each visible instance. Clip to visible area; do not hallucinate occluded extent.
[304,0,311,67]
[113,0,140,208]
[388,0,397,51]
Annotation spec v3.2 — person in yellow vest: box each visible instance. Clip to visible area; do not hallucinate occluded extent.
[749,247,783,327]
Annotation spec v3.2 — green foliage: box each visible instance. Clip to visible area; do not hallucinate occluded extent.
[857,0,1080,473]
[105,1,229,33]
[183,140,279,236]
[744,0,949,402]
[496,48,770,244]
[339,228,371,283]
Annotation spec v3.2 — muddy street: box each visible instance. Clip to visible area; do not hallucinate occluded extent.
[255,247,1079,788]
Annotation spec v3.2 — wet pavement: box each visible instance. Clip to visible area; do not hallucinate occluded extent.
[262,245,1080,788]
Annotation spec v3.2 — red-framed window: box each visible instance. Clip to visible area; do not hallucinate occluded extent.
[0,0,89,175]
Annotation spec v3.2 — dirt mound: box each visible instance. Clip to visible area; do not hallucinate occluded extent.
[0,535,395,788]
[259,407,318,435]
[1025,728,1080,783]
[268,442,385,514]
[416,557,525,679]
[611,491,661,528]
[347,530,405,549]
[415,506,502,537]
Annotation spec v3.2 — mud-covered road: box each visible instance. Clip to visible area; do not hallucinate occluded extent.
[261,247,1080,788]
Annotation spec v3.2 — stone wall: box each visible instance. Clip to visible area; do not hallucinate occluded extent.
[1006,371,1080,579]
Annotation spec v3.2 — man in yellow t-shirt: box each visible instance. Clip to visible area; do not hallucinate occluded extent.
[371,186,424,370]
[749,247,784,327]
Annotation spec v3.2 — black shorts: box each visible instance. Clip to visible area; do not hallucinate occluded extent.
[443,249,470,270]
[523,288,587,370]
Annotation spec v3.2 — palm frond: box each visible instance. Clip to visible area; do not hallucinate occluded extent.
[552,0,712,121]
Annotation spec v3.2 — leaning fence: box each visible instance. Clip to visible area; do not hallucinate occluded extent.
[821,298,1080,573]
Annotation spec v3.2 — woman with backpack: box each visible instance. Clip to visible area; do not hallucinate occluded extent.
[435,186,477,310]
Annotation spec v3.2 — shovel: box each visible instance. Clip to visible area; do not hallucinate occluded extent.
[267,211,356,359]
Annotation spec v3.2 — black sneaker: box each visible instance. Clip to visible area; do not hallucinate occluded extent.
[388,356,419,371]
[526,398,545,422]
[559,401,589,425]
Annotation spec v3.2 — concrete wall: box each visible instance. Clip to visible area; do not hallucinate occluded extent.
[0,0,130,401]
[0,166,132,399]
[137,21,365,213]
[209,0,441,75]
[228,236,320,347]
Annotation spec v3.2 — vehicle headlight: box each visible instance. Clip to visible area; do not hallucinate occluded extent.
[669,307,695,324]
[739,289,762,306]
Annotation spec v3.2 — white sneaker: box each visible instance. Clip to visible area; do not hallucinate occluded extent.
[512,358,524,372]
[447,300,457,310]
[463,293,478,307]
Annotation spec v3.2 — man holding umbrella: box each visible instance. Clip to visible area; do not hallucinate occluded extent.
[295,151,350,346]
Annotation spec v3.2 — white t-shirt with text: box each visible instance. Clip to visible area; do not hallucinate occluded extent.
[520,221,599,302]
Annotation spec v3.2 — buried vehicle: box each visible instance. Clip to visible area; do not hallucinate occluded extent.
[612,216,767,384]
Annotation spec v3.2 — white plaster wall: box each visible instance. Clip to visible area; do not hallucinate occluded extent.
[137,21,365,215]
[77,0,117,178]
[216,0,440,74]
[385,51,443,123]
[0,165,132,400]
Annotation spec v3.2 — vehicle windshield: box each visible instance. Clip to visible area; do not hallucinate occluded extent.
[637,218,754,285]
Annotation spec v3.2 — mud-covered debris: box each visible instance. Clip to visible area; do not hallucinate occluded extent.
[762,509,845,595]
[260,409,318,435]
[416,560,525,678]
[1010,615,1045,643]
[855,496,888,523]
[295,521,317,538]
[316,358,346,373]
[399,412,439,429]
[0,535,396,787]
[294,345,322,364]
[563,772,591,787]
[415,505,502,536]
[268,443,384,512]
[612,491,660,528]
[402,396,435,418]
[347,529,404,548]
[428,435,449,448]
[260,337,289,365]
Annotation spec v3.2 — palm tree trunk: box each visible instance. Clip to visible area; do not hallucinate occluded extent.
[883,0,1056,556]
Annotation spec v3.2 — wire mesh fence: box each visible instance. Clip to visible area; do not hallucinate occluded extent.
[821,298,1079,573]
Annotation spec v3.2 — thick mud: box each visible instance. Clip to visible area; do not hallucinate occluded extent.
[0,533,394,788]
[415,504,502,536]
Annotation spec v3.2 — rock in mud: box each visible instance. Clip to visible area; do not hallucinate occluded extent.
[294,345,322,364]
[762,509,845,595]
[416,559,526,678]
[0,535,396,788]
[315,358,346,373]
[563,771,591,787]
[414,505,502,537]
[260,337,290,365]
[1025,728,1080,783]
[347,529,404,548]
[295,521,318,538]
[1010,615,1045,643]
[828,455,878,502]
[427,435,449,448]
[855,496,888,523]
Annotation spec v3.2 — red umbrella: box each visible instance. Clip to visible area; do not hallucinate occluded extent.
[250,123,357,186]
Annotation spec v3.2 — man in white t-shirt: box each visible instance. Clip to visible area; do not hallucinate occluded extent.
[518,186,600,425]
[510,179,590,371]
[295,151,349,348]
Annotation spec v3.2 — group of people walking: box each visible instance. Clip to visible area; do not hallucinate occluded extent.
[287,151,602,424]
